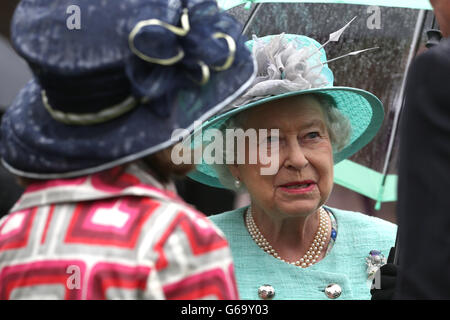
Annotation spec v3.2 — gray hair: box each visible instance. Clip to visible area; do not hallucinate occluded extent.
[211,93,352,191]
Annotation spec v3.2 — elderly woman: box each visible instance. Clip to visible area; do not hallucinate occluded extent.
[188,34,397,300]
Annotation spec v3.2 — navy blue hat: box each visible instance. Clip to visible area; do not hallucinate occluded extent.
[1,0,255,179]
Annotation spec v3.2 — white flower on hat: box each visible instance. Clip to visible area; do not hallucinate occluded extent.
[231,17,379,108]
[234,33,329,107]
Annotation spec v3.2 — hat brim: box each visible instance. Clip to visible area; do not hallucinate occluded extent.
[1,55,257,179]
[187,86,384,189]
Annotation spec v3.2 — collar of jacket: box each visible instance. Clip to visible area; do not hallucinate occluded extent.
[10,162,181,212]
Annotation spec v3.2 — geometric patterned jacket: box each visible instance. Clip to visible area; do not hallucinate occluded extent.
[0,163,238,300]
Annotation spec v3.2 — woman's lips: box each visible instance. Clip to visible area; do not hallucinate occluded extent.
[278,181,317,194]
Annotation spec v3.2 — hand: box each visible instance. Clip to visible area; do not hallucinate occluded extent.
[370,247,397,300]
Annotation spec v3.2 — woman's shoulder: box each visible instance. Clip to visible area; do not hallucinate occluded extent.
[208,206,247,236]
[327,206,397,246]
[329,206,396,229]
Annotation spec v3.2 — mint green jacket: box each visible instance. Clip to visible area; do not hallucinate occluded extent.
[210,206,397,300]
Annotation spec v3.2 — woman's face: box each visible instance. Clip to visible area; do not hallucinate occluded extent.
[230,95,334,218]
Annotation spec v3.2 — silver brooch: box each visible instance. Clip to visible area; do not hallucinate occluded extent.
[365,250,387,281]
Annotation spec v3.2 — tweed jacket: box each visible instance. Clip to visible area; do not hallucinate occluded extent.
[0,163,238,300]
[210,206,396,300]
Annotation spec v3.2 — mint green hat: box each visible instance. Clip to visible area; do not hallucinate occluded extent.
[187,33,384,189]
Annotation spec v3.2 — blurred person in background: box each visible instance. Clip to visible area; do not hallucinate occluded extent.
[396,0,450,299]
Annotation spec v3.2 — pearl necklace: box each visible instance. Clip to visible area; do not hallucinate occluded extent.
[246,206,329,268]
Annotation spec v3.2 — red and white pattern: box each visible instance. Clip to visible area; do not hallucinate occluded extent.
[0,163,237,300]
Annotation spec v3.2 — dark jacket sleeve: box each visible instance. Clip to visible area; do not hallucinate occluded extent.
[396,38,450,299]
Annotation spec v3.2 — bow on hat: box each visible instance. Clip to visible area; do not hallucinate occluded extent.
[39,0,246,126]
[125,0,241,116]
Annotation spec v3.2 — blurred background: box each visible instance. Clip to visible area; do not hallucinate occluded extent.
[0,1,435,223]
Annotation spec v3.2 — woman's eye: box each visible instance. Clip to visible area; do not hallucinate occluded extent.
[305,132,320,139]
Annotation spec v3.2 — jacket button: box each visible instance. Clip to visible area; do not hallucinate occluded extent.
[258,284,275,300]
[324,284,342,299]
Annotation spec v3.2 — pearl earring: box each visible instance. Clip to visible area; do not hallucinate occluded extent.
[234,179,241,189]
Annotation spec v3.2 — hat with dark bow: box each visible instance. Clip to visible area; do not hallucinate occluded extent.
[1,0,256,179]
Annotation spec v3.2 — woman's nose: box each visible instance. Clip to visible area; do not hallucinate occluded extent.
[284,138,308,170]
